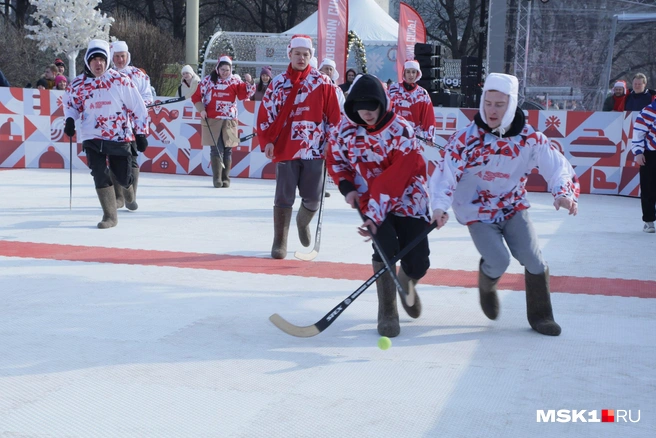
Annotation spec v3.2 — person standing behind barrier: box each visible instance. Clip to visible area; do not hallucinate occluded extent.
[339,68,357,95]
[388,60,437,145]
[192,55,254,188]
[256,34,341,259]
[177,65,200,99]
[603,81,627,112]
[429,73,579,336]
[318,58,345,110]
[64,39,149,229]
[625,73,656,112]
[631,99,656,233]
[109,41,154,209]
[252,66,272,101]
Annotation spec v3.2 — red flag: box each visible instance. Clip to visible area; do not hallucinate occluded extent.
[397,2,427,82]
[318,0,349,81]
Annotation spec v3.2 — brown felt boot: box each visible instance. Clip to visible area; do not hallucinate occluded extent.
[110,171,124,208]
[373,261,400,337]
[95,187,118,229]
[222,155,232,187]
[479,259,500,320]
[210,155,222,188]
[398,267,421,319]
[525,267,561,336]
[271,206,292,259]
[296,204,317,247]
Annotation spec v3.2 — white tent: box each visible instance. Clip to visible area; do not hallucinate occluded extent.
[282,0,399,44]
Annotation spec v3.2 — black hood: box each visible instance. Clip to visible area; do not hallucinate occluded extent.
[343,74,390,126]
[474,107,526,137]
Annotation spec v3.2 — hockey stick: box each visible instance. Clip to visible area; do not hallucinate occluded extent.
[269,221,437,337]
[294,163,328,261]
[240,132,256,142]
[204,116,225,169]
[360,211,414,307]
[69,136,73,210]
[416,135,442,149]
[146,97,186,108]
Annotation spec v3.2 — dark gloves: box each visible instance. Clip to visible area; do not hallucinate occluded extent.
[135,134,148,152]
[64,117,75,138]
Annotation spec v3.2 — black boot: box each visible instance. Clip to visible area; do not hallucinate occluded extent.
[398,267,421,318]
[271,207,292,259]
[110,171,124,209]
[296,204,317,247]
[373,261,400,337]
[479,259,500,320]
[525,267,561,336]
[210,155,222,188]
[95,187,118,229]
[222,154,232,188]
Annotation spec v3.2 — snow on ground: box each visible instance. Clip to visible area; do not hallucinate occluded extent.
[0,169,654,437]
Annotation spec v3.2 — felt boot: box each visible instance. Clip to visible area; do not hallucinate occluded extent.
[479,259,500,320]
[398,267,421,319]
[222,155,232,187]
[373,261,400,337]
[525,267,561,336]
[271,206,292,259]
[95,187,118,229]
[110,171,124,208]
[123,183,138,211]
[210,155,222,188]
[296,204,317,247]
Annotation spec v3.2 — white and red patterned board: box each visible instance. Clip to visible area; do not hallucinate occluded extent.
[0,87,639,196]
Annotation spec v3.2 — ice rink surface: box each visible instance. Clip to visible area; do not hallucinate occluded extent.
[1,169,654,437]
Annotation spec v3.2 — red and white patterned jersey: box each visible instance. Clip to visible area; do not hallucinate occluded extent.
[64,69,149,143]
[116,65,153,106]
[327,113,431,225]
[192,75,255,120]
[257,68,341,162]
[388,82,436,144]
[429,121,580,225]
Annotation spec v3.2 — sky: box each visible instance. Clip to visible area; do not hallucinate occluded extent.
[0,168,654,438]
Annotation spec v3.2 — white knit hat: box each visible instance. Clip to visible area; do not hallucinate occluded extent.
[479,73,519,135]
[309,57,318,68]
[404,60,422,81]
[287,34,315,59]
[85,39,111,74]
[110,41,131,69]
[319,58,339,82]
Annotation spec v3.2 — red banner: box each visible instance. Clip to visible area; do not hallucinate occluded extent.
[317,0,349,80]
[397,2,427,82]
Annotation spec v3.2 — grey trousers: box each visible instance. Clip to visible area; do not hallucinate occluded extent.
[274,159,324,211]
[467,209,546,278]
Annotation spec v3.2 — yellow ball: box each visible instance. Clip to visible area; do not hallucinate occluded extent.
[377,336,392,350]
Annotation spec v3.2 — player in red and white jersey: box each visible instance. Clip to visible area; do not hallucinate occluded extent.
[64,39,149,229]
[387,60,436,145]
[256,35,341,259]
[109,40,154,207]
[327,74,432,338]
[192,56,255,188]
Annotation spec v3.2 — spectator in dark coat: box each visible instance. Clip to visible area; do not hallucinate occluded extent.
[625,73,656,112]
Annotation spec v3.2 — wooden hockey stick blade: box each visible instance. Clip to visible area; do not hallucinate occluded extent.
[269,313,321,337]
[294,249,318,261]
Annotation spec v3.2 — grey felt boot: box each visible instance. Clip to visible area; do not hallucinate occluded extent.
[222,155,232,187]
[95,187,118,229]
[271,206,292,259]
[296,204,317,247]
[132,167,140,198]
[210,155,222,188]
[123,183,138,211]
[398,267,421,319]
[373,261,400,337]
[110,171,124,209]
[479,259,500,320]
[525,267,561,336]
